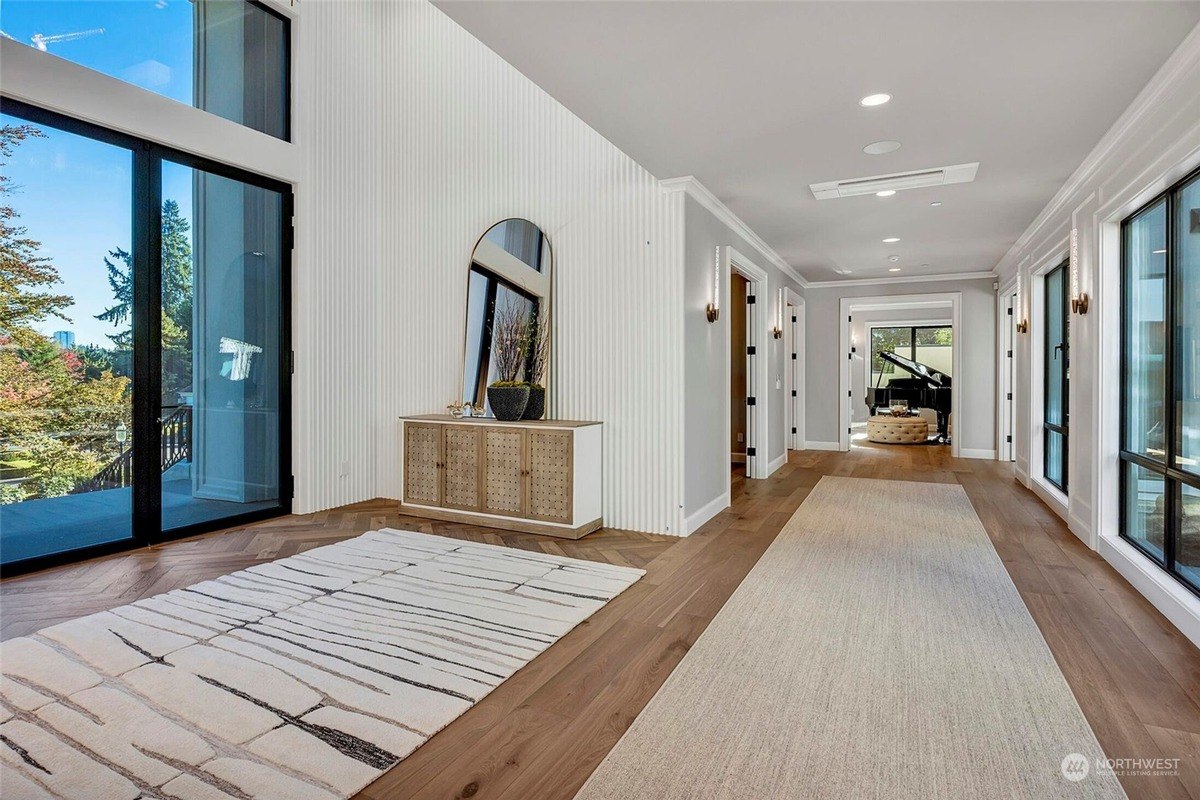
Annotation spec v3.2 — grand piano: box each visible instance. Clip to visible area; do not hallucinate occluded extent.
[866,351,952,442]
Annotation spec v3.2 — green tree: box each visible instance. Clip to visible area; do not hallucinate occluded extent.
[95,200,193,400]
[0,123,131,502]
[0,124,71,347]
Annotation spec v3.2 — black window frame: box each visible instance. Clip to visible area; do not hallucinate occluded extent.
[868,324,953,379]
[1043,260,1070,493]
[1120,165,1200,596]
[0,96,294,577]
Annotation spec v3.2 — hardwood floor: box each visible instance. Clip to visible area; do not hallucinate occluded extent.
[3,443,1200,798]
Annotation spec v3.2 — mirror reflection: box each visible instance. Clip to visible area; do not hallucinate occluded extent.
[461,219,552,416]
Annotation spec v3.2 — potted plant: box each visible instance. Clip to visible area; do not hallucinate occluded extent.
[486,301,530,421]
[522,308,549,420]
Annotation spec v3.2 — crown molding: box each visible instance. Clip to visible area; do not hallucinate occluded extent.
[661,176,808,288]
[992,21,1200,279]
[804,271,997,289]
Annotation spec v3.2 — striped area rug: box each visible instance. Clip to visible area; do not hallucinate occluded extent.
[0,529,644,799]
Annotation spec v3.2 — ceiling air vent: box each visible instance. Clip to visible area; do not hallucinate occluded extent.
[809,162,979,200]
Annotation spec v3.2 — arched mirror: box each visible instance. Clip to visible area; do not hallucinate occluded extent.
[460,219,552,419]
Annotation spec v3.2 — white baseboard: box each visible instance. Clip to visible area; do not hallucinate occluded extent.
[1015,462,1030,487]
[685,492,730,535]
[767,453,787,476]
[959,448,997,460]
[1068,497,1095,548]
[804,440,841,451]
[1029,477,1069,524]
[1100,535,1200,649]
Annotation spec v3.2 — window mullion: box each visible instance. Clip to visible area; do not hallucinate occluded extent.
[132,147,164,543]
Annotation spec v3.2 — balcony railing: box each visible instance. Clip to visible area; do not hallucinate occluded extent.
[72,406,192,493]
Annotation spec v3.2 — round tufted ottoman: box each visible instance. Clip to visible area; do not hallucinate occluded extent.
[867,414,929,444]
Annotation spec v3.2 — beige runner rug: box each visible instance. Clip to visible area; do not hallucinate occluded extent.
[575,476,1126,799]
[0,529,643,799]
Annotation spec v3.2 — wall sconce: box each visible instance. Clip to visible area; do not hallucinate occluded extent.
[1015,272,1029,333]
[771,288,784,339]
[706,245,720,323]
[1069,228,1090,314]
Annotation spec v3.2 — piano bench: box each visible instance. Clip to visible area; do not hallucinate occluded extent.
[867,415,929,444]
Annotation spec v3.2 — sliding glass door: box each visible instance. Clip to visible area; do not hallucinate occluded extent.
[0,101,291,573]
[0,114,137,565]
[1122,168,1200,592]
[1044,261,1069,493]
[160,160,288,532]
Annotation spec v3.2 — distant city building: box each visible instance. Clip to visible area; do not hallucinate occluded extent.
[52,331,75,349]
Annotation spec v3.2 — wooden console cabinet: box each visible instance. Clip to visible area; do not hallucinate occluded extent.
[399,415,602,539]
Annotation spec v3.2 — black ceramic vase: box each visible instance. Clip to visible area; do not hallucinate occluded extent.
[522,385,546,420]
[487,385,530,421]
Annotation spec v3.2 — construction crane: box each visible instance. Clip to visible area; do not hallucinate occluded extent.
[29,28,104,51]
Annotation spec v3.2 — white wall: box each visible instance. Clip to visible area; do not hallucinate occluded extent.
[356,0,687,534]
[996,22,1200,545]
[804,278,997,453]
[679,192,805,530]
[994,24,1200,643]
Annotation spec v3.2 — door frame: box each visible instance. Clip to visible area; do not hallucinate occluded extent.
[785,288,806,451]
[1028,245,1070,516]
[838,292,962,457]
[0,97,294,577]
[724,247,769,499]
[996,279,1017,463]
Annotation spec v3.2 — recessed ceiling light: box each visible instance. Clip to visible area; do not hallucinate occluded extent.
[863,140,901,155]
[920,264,929,268]
[860,93,891,107]
[888,255,900,263]
[1153,248,1167,254]
[882,237,900,243]
[876,190,896,198]
[889,267,902,272]
[930,201,942,207]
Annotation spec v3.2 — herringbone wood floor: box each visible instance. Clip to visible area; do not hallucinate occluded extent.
[4,444,1200,799]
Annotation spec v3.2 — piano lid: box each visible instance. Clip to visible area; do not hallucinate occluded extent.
[879,350,952,388]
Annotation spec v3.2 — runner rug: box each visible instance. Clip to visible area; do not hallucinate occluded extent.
[575,477,1126,799]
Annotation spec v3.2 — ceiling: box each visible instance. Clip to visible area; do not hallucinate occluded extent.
[434,0,1200,282]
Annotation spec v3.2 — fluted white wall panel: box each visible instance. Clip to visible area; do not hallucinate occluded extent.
[293,0,687,534]
[292,1,385,515]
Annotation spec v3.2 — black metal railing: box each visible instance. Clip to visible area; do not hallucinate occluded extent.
[72,406,192,493]
[160,405,192,472]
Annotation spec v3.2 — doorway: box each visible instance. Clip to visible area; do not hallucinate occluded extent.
[731,273,749,470]
[723,246,769,506]
[838,293,963,457]
[785,291,806,451]
[1000,289,1017,462]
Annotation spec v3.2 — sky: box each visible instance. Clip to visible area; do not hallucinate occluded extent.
[1,1,196,347]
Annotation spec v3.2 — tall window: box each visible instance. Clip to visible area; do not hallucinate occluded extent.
[0,100,292,573]
[2,0,289,140]
[1044,261,1069,493]
[869,325,953,387]
[1121,168,1200,592]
